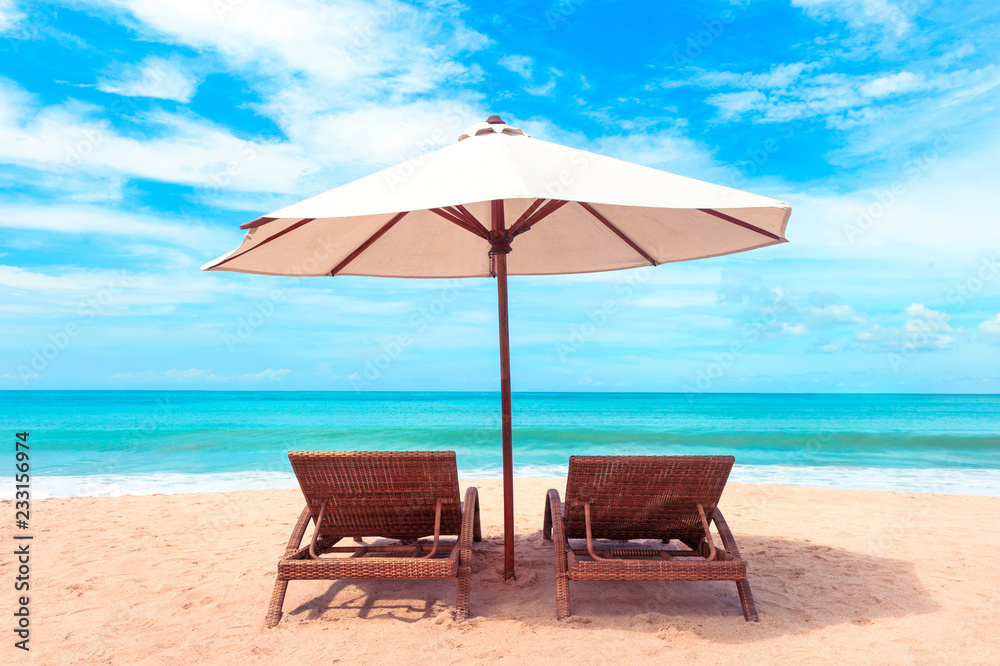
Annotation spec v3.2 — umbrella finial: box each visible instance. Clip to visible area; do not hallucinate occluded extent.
[457,118,526,141]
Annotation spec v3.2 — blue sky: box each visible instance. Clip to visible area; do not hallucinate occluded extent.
[1,0,998,392]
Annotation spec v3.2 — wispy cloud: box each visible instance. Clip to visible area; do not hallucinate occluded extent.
[791,0,918,36]
[97,56,200,103]
[0,204,229,248]
[0,0,25,33]
[499,54,533,79]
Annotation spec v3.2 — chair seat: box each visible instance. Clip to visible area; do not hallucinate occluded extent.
[279,555,458,581]
[569,556,746,582]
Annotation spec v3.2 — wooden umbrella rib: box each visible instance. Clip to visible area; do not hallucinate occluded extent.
[329,211,408,276]
[507,199,546,234]
[240,216,279,230]
[578,202,658,266]
[430,207,488,239]
[214,218,317,268]
[452,205,490,239]
[531,199,569,224]
[509,199,569,236]
[697,208,781,241]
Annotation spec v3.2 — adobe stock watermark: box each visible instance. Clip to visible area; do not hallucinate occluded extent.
[2,4,57,55]
[945,254,999,306]
[844,129,954,243]
[555,267,652,362]
[206,142,259,191]
[683,287,796,399]
[59,63,167,172]
[381,106,485,192]
[222,235,352,351]
[16,272,129,384]
[75,395,176,498]
[886,309,952,372]
[740,431,836,521]
[546,0,588,30]
[337,7,396,64]
[725,119,805,191]
[222,285,294,352]
[671,7,738,66]
[864,480,945,557]
[213,0,247,19]
[348,280,465,389]
[60,125,109,172]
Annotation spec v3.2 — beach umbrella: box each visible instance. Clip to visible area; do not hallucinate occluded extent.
[202,116,791,579]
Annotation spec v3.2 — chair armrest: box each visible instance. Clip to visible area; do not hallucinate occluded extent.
[712,508,743,560]
[543,488,562,540]
[283,506,312,557]
[459,486,480,563]
[544,488,569,572]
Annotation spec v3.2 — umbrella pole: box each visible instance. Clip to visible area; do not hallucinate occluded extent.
[490,196,516,581]
[495,248,515,580]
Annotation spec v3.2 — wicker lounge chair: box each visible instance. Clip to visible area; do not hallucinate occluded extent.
[265,451,481,627]
[543,455,758,621]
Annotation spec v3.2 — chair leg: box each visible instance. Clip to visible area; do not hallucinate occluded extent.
[736,579,759,622]
[556,573,571,620]
[455,567,471,622]
[265,577,289,628]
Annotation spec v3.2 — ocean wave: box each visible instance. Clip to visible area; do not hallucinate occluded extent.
[12,465,1000,499]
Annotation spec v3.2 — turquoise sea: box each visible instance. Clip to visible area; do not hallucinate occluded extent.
[2,391,998,497]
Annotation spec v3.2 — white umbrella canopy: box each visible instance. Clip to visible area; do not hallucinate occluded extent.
[203,116,791,580]
[202,117,789,278]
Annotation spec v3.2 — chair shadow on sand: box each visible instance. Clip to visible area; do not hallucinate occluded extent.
[281,531,939,640]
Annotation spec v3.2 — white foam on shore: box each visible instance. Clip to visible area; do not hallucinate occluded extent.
[21,471,300,499]
[7,465,1000,499]
[729,465,1000,496]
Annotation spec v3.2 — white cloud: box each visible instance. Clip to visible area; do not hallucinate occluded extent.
[73,0,489,171]
[0,203,228,248]
[632,291,717,308]
[778,136,1000,259]
[163,368,211,380]
[859,71,926,98]
[0,0,25,33]
[782,322,809,335]
[590,127,722,177]
[856,304,955,352]
[979,313,1000,342]
[0,265,126,293]
[0,77,315,194]
[791,0,917,36]
[702,64,1000,127]
[499,54,533,79]
[111,367,290,384]
[705,91,767,121]
[75,0,488,90]
[690,58,1000,165]
[697,63,817,91]
[807,303,867,325]
[0,1,495,200]
[525,79,557,97]
[239,368,291,381]
[97,56,199,103]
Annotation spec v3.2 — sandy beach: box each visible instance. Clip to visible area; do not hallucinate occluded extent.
[3,479,999,664]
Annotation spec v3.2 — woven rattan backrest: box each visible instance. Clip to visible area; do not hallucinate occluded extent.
[288,451,463,539]
[563,455,735,541]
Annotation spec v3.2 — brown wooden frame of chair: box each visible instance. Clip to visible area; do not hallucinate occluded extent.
[265,451,481,627]
[542,455,758,622]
